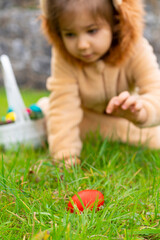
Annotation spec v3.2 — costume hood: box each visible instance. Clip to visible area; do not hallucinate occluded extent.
[40,0,144,66]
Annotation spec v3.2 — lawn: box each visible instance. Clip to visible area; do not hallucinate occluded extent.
[0,88,160,240]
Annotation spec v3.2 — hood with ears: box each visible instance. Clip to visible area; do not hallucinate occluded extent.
[40,0,144,66]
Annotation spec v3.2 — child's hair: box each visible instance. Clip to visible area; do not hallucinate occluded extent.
[41,0,115,29]
[40,0,144,65]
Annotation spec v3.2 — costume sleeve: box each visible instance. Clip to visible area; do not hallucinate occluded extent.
[127,38,160,128]
[46,49,83,160]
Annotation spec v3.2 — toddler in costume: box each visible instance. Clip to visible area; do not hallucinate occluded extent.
[38,0,160,166]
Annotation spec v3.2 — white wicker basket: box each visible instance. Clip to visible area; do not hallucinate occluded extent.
[0,55,47,150]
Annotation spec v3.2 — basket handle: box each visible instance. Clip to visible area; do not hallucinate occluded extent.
[0,55,30,122]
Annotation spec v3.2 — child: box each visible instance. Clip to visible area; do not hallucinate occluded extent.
[38,0,160,166]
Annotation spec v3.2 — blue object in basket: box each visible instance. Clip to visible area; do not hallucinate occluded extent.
[7,107,14,113]
[29,104,42,113]
[29,104,44,120]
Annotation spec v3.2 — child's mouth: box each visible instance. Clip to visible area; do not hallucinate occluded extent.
[82,54,93,58]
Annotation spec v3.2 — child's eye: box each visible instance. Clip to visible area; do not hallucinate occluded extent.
[64,32,75,38]
[87,29,98,34]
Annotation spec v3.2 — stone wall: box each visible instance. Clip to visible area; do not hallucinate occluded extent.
[144,1,160,64]
[0,0,160,89]
[0,0,50,89]
[0,0,38,9]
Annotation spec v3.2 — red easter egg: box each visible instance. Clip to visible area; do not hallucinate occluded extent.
[67,190,104,213]
[26,108,32,114]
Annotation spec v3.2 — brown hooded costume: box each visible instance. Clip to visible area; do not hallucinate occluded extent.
[39,0,160,160]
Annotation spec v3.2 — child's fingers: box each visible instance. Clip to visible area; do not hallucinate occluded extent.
[134,101,143,111]
[106,96,119,113]
[128,101,143,113]
[106,91,130,113]
[117,91,130,105]
[65,157,81,168]
[121,95,137,110]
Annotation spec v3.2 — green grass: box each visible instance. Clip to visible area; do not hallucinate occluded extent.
[0,89,160,240]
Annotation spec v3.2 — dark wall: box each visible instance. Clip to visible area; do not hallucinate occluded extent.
[0,0,51,89]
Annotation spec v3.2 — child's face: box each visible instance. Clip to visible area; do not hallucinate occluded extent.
[60,9,112,63]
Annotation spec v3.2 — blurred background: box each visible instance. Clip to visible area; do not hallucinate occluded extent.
[0,0,160,89]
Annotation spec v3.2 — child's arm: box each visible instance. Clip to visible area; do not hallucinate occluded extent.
[107,38,160,128]
[46,49,83,164]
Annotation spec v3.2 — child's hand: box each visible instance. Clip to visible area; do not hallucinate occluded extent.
[64,157,81,168]
[106,91,147,124]
[56,156,81,169]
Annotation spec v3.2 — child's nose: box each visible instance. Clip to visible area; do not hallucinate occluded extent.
[77,36,90,50]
